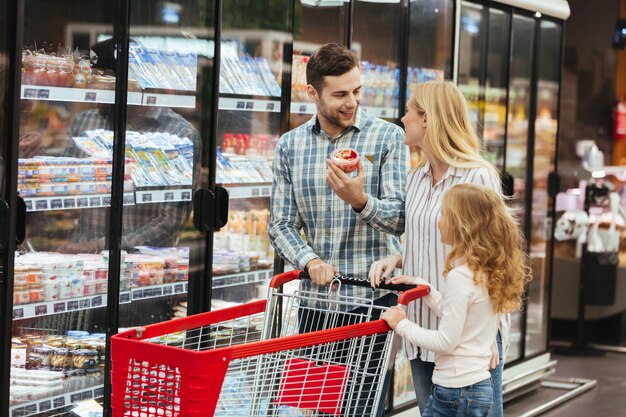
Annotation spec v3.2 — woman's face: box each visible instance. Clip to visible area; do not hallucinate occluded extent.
[401,96,427,150]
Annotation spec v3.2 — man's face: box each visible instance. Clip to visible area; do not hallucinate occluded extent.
[307,67,362,136]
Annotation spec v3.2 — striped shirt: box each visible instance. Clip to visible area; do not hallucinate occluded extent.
[269,108,409,305]
[403,161,504,362]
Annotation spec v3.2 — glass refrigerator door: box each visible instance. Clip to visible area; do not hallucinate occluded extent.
[353,0,403,121]
[526,20,561,357]
[116,0,216,329]
[290,0,348,129]
[10,1,116,414]
[505,14,535,363]
[458,2,486,138]
[212,0,291,308]
[393,0,454,406]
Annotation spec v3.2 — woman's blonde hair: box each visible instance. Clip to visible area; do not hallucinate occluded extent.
[441,183,531,313]
[410,80,497,178]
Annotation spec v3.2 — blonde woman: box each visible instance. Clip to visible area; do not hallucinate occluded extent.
[381,184,530,417]
[368,80,508,416]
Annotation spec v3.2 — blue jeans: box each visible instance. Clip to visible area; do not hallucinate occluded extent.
[421,378,494,417]
[410,331,504,416]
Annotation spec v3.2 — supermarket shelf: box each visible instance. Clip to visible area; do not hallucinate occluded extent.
[9,382,103,417]
[290,102,398,119]
[20,85,195,109]
[135,188,192,204]
[12,294,108,320]
[21,85,142,105]
[142,92,195,108]
[219,96,281,113]
[24,188,192,212]
[290,101,316,115]
[213,269,273,289]
[224,184,271,199]
[129,281,189,301]
[23,193,134,212]
[362,106,398,119]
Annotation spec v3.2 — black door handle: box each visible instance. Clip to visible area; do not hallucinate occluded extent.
[192,186,229,232]
[0,200,9,251]
[16,196,26,245]
[501,171,514,198]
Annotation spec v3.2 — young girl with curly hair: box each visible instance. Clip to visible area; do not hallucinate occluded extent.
[381,183,530,417]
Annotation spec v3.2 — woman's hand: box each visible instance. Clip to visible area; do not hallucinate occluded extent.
[369,254,403,288]
[385,275,420,286]
[489,340,501,369]
[381,306,407,330]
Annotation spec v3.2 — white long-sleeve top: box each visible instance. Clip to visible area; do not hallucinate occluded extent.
[395,264,498,388]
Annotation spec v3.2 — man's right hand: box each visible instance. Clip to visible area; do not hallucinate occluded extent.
[369,253,402,288]
[306,259,336,286]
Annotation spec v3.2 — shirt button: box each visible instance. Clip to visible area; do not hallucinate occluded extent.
[326,206,331,211]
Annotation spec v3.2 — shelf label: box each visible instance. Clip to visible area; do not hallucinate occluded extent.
[67,300,79,311]
[23,88,37,98]
[52,396,66,408]
[35,305,48,316]
[36,89,50,99]
[12,308,24,319]
[39,400,52,411]
[146,96,157,105]
[54,302,66,313]
[85,92,97,102]
[119,292,131,304]
[174,284,184,294]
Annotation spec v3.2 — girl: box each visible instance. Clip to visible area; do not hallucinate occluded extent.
[381,183,530,417]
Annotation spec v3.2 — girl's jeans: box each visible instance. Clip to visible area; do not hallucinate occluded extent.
[421,378,494,417]
[411,331,504,417]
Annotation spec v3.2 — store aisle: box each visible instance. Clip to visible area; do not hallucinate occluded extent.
[393,350,626,417]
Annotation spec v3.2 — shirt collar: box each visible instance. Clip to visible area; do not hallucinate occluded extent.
[309,107,367,137]
[420,161,464,179]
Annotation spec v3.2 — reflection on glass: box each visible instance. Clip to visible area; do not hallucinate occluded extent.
[353,0,403,119]
[483,9,510,170]
[526,21,561,357]
[290,2,347,128]
[505,14,535,362]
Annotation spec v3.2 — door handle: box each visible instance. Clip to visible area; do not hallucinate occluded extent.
[0,200,9,251]
[16,196,26,245]
[192,186,229,232]
[501,171,514,198]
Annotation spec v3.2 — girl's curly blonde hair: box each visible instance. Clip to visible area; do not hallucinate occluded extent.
[441,184,531,313]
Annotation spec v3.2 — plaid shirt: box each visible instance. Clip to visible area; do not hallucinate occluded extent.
[269,108,409,304]
[65,107,200,251]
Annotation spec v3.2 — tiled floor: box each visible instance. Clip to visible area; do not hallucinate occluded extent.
[393,347,626,417]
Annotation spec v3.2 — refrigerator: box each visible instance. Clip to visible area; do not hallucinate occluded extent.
[0,0,569,416]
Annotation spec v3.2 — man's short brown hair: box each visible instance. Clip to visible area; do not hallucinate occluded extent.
[306,43,359,91]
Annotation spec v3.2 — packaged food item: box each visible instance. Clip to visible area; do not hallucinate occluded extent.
[330,148,360,173]
[50,348,73,370]
[29,346,53,369]
[14,283,30,305]
[72,349,99,369]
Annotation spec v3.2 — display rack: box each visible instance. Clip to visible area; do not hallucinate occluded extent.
[224,184,271,199]
[219,96,281,113]
[9,382,103,417]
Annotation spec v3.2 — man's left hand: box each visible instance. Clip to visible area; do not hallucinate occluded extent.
[326,159,368,211]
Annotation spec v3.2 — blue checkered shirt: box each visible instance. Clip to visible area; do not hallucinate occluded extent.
[269,108,409,305]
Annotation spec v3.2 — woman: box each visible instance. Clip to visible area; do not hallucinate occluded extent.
[369,80,508,417]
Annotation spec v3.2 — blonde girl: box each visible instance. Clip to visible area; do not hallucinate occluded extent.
[382,183,530,417]
[369,80,507,415]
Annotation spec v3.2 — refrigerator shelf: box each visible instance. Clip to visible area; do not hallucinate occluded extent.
[224,183,271,199]
[20,85,196,109]
[24,188,193,212]
[12,293,107,321]
[9,380,103,417]
[218,96,281,113]
[289,101,398,119]
[212,268,272,288]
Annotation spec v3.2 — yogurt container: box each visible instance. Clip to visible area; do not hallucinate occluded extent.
[330,148,360,173]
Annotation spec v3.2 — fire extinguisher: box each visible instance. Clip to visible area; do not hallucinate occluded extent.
[615,97,626,140]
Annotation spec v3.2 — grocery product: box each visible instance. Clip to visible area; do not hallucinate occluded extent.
[331,148,360,173]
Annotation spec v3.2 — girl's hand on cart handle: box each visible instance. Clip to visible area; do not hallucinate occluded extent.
[386,275,430,288]
[369,254,403,288]
[381,306,407,330]
[306,258,336,286]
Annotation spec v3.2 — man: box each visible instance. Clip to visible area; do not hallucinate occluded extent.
[268,43,408,416]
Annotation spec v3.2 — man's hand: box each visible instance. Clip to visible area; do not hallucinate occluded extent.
[326,159,368,211]
[306,258,336,286]
[381,306,407,330]
[61,240,99,254]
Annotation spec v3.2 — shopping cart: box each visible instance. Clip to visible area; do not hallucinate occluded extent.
[111,270,429,417]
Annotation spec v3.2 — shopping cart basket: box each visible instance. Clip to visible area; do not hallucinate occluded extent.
[111,270,429,417]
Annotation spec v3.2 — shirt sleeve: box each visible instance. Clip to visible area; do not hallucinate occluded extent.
[268,137,319,270]
[355,126,408,236]
[468,166,502,195]
[395,270,475,354]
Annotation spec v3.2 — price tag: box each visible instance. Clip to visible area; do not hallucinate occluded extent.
[85,92,97,102]
[35,305,48,316]
[146,96,157,105]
